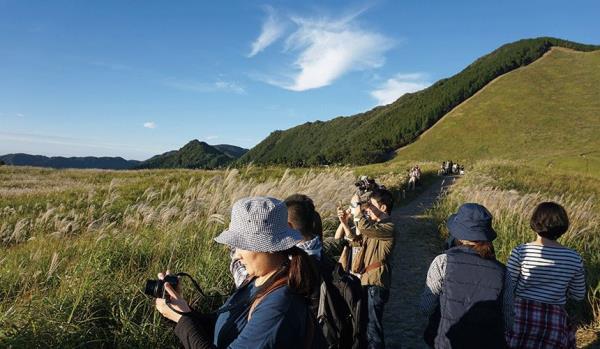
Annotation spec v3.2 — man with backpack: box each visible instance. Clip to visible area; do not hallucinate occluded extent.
[339,188,396,349]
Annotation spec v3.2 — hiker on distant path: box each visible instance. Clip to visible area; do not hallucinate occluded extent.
[154,196,323,349]
[408,168,418,191]
[505,202,586,349]
[420,203,511,349]
[340,188,396,349]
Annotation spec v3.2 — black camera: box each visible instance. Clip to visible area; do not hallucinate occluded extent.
[145,275,179,299]
[354,175,385,204]
[354,175,377,194]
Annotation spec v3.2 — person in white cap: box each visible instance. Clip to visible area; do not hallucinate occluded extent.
[154,196,323,349]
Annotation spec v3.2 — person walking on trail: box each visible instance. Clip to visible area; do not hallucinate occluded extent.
[154,196,323,349]
[505,202,586,349]
[420,203,511,349]
[339,188,396,349]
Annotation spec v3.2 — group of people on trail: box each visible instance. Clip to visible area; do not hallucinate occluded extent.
[150,175,586,349]
[421,201,585,349]
[153,184,396,349]
[408,165,422,191]
[439,161,464,176]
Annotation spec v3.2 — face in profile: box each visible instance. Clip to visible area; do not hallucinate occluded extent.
[233,248,277,277]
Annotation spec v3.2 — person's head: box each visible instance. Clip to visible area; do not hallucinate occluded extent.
[447,203,497,259]
[215,196,317,296]
[367,188,394,217]
[284,194,323,241]
[530,202,569,240]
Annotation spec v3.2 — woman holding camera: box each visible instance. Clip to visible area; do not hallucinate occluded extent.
[154,196,322,349]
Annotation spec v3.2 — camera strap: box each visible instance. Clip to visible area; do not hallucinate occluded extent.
[165,272,231,316]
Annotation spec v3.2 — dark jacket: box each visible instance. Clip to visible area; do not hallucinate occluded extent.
[435,246,505,349]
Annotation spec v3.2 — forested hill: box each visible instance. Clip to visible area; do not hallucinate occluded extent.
[0,153,140,169]
[239,37,600,167]
[136,140,247,169]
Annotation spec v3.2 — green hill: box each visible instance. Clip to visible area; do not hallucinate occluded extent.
[392,47,600,174]
[137,140,244,169]
[239,37,599,167]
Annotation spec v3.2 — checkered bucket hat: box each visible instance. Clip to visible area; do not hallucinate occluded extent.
[214,196,303,252]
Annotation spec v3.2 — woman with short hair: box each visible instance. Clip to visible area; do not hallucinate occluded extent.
[505,202,586,349]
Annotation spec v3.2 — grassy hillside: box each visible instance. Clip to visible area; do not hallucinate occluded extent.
[393,48,600,174]
[240,37,599,166]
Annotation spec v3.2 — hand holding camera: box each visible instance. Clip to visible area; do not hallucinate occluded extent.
[151,271,191,323]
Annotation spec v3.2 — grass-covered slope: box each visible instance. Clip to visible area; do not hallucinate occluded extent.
[239,37,599,167]
[393,48,600,174]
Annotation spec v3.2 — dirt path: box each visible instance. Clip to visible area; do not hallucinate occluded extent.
[383,176,456,348]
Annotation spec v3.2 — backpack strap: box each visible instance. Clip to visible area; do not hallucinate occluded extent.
[360,261,383,274]
[317,280,327,320]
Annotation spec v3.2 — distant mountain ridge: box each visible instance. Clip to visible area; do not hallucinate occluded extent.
[1,141,248,170]
[0,153,140,169]
[135,140,247,169]
[239,37,600,166]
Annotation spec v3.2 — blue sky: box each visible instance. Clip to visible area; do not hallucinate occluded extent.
[1,0,599,160]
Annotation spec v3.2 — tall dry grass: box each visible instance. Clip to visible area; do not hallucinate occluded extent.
[0,166,372,348]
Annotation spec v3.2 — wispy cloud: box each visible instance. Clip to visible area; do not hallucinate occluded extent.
[371,73,431,106]
[164,78,246,94]
[251,7,393,91]
[205,135,219,140]
[143,121,156,129]
[16,113,25,117]
[248,6,286,57]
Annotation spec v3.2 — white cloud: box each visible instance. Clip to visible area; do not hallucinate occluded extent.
[143,121,156,129]
[254,8,393,91]
[205,135,219,140]
[371,73,431,106]
[164,79,245,94]
[248,6,285,57]
[16,113,24,117]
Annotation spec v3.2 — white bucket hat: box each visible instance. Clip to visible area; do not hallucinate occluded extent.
[214,196,302,252]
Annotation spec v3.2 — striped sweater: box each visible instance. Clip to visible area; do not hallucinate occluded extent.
[506,243,586,305]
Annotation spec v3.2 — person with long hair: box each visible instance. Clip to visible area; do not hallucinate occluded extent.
[154,196,322,349]
[421,203,510,349]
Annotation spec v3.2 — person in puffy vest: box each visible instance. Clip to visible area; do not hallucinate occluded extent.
[420,203,513,349]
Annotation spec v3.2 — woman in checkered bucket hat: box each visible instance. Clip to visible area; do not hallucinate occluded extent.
[154,196,323,349]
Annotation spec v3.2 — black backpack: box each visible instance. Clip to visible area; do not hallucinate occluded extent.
[317,257,365,349]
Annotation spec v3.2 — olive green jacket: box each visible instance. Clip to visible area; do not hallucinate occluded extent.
[348,216,396,289]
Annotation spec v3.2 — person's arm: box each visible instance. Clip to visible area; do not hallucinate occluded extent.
[420,254,446,316]
[174,313,217,349]
[505,246,521,286]
[155,279,216,349]
[502,270,516,329]
[355,217,394,240]
[336,208,357,240]
[567,258,586,301]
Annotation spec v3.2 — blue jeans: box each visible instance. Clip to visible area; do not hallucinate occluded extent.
[365,285,390,349]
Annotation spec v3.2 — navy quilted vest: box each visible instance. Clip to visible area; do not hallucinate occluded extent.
[435,246,505,349]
